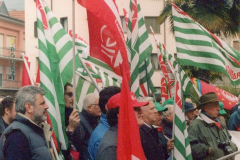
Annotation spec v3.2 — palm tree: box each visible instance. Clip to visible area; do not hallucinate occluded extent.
[158,0,240,38]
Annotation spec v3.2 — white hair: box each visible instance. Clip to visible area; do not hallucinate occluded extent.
[162,104,174,118]
[83,93,99,110]
[137,97,153,109]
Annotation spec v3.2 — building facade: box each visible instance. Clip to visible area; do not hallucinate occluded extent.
[0,1,25,97]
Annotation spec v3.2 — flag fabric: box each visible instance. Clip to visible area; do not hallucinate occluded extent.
[126,0,155,97]
[150,27,201,99]
[77,0,130,80]
[122,4,129,29]
[36,0,77,151]
[191,78,238,110]
[74,71,100,111]
[21,56,32,86]
[172,2,240,86]
[117,65,146,160]
[160,72,169,103]
[173,67,193,160]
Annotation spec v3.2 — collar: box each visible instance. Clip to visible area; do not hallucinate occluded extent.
[197,113,216,124]
[143,122,152,128]
[152,125,159,128]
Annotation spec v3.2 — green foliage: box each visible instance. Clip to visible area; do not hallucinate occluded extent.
[158,0,240,38]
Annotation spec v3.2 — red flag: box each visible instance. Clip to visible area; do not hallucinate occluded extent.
[117,65,146,160]
[22,56,31,86]
[191,78,238,110]
[77,0,130,80]
[122,5,129,28]
[35,64,40,86]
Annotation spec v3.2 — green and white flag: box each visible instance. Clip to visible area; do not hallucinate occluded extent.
[74,71,100,111]
[127,0,155,97]
[172,2,240,86]
[36,0,79,150]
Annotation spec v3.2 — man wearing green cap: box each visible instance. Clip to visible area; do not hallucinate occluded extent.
[153,102,174,160]
[188,92,237,160]
[218,101,226,126]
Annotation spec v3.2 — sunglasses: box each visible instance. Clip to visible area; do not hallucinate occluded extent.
[64,92,73,97]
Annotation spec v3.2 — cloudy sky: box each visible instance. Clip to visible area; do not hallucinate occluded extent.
[1,0,24,11]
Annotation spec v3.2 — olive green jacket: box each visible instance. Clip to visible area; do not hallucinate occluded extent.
[188,113,237,160]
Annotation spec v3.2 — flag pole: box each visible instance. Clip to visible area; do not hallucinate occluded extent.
[144,60,150,96]
[78,55,101,92]
[72,0,76,110]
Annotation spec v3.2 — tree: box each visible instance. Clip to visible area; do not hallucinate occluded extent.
[158,0,240,38]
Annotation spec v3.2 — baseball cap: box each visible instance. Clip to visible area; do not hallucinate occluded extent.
[107,92,149,109]
[154,102,168,112]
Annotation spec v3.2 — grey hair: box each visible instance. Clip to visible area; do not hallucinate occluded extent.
[137,97,153,109]
[15,85,45,114]
[162,104,174,118]
[83,93,99,110]
[238,95,240,99]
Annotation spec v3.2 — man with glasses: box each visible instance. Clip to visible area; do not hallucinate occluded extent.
[63,82,80,160]
[0,96,16,136]
[73,93,101,160]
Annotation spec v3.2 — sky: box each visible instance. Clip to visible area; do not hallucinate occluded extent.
[0,0,24,11]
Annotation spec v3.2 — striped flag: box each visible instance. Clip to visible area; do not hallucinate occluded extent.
[150,27,201,99]
[36,0,77,151]
[126,0,155,97]
[172,2,240,86]
[74,71,100,111]
[173,67,193,160]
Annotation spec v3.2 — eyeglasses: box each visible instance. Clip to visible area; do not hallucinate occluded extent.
[64,92,73,97]
[91,104,99,106]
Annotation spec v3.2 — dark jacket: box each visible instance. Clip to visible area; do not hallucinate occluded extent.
[73,109,99,160]
[140,124,165,160]
[0,117,8,137]
[188,113,237,160]
[228,108,240,131]
[0,113,53,160]
[96,125,117,160]
[230,103,240,115]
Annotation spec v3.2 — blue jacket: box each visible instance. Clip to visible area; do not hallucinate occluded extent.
[228,108,240,131]
[88,114,109,160]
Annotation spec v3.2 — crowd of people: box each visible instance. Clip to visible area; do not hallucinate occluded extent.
[0,84,239,160]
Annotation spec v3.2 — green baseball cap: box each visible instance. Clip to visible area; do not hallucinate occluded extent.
[154,102,168,112]
[219,101,226,115]
[162,98,174,107]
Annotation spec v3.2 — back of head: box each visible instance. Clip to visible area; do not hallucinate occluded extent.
[15,85,45,114]
[99,86,121,114]
[0,96,15,116]
[83,93,99,110]
[163,104,174,118]
[106,107,119,127]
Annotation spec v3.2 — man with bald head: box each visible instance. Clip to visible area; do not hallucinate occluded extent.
[73,93,101,160]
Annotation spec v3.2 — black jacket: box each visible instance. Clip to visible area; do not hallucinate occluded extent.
[140,124,165,160]
[73,109,99,160]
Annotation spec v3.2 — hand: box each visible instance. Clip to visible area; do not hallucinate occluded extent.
[167,139,174,150]
[209,146,211,154]
[67,109,80,132]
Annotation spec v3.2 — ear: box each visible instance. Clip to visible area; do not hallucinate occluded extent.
[4,108,10,115]
[25,102,33,114]
[105,104,108,111]
[87,105,92,112]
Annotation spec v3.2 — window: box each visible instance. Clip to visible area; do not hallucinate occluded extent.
[0,34,3,56]
[120,16,127,33]
[6,36,16,50]
[60,17,68,32]
[151,54,160,70]
[0,66,2,86]
[145,17,160,33]
[6,67,15,81]
[34,21,38,38]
